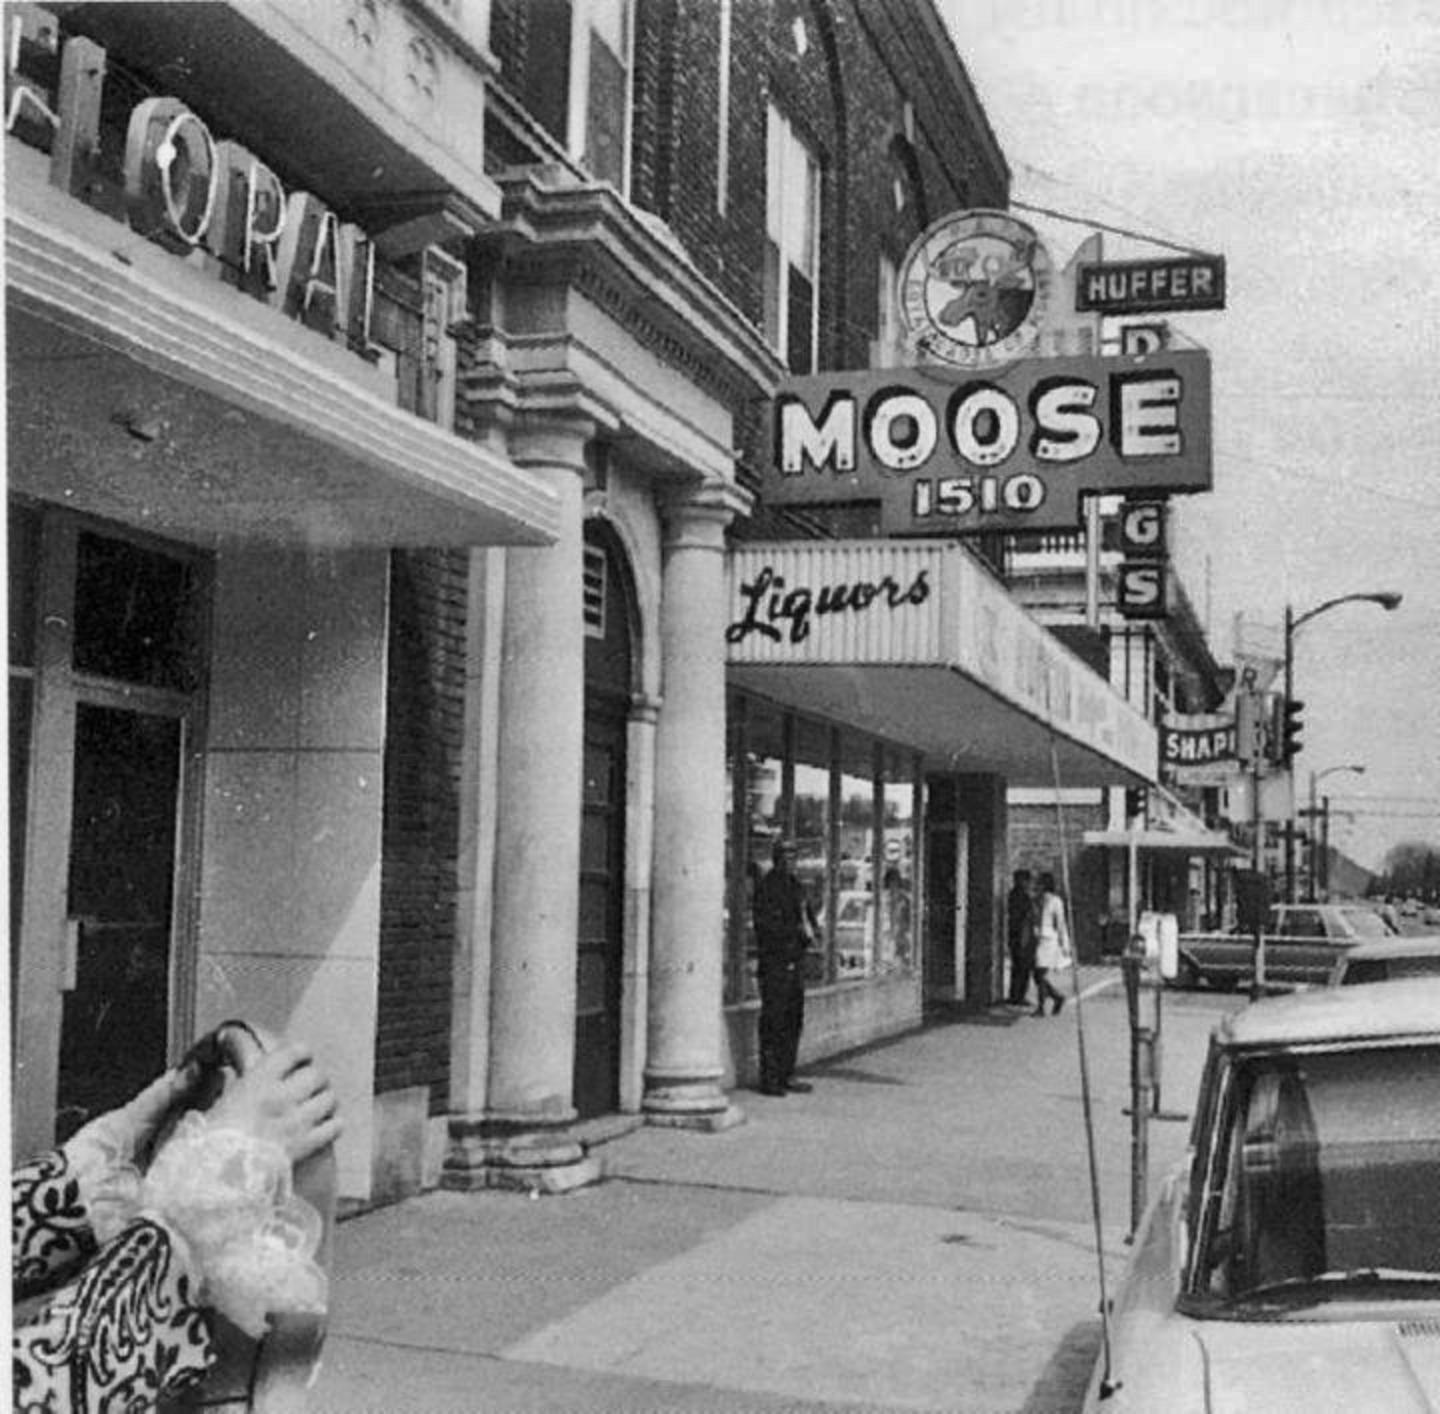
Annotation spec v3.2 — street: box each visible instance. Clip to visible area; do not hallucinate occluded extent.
[316,970,1239,1413]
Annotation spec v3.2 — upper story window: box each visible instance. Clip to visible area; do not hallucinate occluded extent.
[875,253,903,369]
[572,0,634,192]
[715,0,732,215]
[764,105,820,374]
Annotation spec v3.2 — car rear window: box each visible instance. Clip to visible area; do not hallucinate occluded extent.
[1190,1045,1440,1310]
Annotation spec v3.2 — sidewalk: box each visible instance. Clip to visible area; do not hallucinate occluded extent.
[313,970,1236,1413]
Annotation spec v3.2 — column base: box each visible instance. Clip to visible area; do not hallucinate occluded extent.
[441,1118,603,1195]
[642,1078,745,1132]
[645,1102,745,1133]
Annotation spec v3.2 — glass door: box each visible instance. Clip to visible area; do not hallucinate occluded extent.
[57,703,184,1138]
[10,506,206,1148]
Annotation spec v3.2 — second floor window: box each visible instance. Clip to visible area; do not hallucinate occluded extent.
[577,0,633,192]
[764,105,820,374]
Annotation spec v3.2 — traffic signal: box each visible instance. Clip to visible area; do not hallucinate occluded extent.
[1280,697,1305,761]
[1235,691,1265,765]
[1124,786,1147,820]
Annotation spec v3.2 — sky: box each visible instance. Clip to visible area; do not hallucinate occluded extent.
[944,0,1440,871]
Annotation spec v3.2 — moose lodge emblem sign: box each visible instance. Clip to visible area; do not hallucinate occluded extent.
[898,210,1053,369]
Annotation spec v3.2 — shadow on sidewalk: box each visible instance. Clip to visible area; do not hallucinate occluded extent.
[923,1000,1028,1027]
[1019,1317,1102,1413]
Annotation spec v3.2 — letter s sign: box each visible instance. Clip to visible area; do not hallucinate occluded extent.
[1118,562,1167,620]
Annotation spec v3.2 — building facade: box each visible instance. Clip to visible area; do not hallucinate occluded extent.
[1002,512,1237,959]
[8,0,1157,1207]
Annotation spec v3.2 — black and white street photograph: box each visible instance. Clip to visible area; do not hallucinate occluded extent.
[7,1,1440,1409]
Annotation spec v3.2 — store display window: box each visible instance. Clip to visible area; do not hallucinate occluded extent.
[725,691,920,1002]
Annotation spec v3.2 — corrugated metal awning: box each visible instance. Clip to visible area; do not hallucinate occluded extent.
[726,540,1156,788]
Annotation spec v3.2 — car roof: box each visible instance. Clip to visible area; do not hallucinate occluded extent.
[1340,936,1440,961]
[1215,977,1440,1049]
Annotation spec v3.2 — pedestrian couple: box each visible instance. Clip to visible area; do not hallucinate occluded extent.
[1007,869,1072,1015]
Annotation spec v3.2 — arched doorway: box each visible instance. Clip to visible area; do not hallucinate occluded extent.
[576,520,634,1117]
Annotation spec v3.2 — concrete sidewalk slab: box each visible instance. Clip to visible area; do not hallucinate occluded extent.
[504,1194,1126,1413]
[311,974,1234,1413]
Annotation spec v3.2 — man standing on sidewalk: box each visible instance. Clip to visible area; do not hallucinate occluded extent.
[1006,869,1037,1007]
[753,840,817,1096]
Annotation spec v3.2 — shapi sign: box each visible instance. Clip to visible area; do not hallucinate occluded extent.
[766,350,1211,534]
[1161,713,1237,786]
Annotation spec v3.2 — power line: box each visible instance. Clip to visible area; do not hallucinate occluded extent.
[1214,447,1440,513]
[1006,196,1216,258]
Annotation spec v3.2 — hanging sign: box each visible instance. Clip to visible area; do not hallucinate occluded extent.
[764,349,1212,534]
[898,210,1054,370]
[1117,498,1168,620]
[1076,256,1226,315]
[1161,712,1237,786]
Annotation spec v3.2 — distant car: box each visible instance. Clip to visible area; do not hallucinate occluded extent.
[1083,981,1440,1412]
[1401,898,1423,917]
[1330,936,1440,986]
[1172,903,1399,990]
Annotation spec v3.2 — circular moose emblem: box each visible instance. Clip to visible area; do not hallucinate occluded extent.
[898,210,1052,370]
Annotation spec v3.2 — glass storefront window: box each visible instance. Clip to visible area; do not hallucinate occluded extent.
[793,718,832,986]
[878,749,920,974]
[835,736,877,979]
[726,692,918,998]
[730,699,786,1003]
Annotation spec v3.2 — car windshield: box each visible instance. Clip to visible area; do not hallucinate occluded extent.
[1188,1044,1440,1314]
[1339,908,1399,939]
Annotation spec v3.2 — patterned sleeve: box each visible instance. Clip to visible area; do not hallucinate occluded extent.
[13,1153,214,1412]
[12,1151,97,1299]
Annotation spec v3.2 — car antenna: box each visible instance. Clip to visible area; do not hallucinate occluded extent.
[1048,733,1120,1397]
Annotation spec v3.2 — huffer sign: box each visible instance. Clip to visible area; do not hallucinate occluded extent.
[764,349,1212,534]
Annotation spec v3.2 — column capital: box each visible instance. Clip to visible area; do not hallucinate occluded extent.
[660,479,754,550]
[508,409,600,476]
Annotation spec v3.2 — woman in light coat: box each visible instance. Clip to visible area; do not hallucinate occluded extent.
[1032,872,1072,1016]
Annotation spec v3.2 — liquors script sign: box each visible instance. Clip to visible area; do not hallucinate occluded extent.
[763,351,1212,535]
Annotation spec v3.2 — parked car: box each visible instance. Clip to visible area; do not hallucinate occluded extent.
[1172,902,1399,990]
[1083,981,1440,1412]
[1330,936,1440,986]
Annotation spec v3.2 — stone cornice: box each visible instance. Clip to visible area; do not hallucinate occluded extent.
[474,170,783,413]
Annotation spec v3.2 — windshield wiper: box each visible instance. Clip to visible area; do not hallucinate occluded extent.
[1243,1269,1440,1303]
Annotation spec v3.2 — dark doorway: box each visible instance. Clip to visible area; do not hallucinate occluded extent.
[575,523,633,1118]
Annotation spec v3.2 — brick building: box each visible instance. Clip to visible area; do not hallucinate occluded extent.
[8,0,1156,1207]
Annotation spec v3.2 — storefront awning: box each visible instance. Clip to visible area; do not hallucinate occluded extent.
[726,541,1156,788]
[6,150,560,550]
[1083,828,1244,856]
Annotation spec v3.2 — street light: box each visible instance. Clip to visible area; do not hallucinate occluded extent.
[1283,591,1402,901]
[1307,763,1364,901]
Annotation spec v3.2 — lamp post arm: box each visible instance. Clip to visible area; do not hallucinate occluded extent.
[1291,591,1403,636]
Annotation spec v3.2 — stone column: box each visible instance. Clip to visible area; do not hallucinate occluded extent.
[445,415,599,1192]
[644,481,750,1128]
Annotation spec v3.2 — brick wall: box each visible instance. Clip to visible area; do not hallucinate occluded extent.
[487,0,1006,367]
[375,549,469,1113]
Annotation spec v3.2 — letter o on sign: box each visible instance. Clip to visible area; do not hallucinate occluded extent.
[869,392,938,471]
[124,97,217,251]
